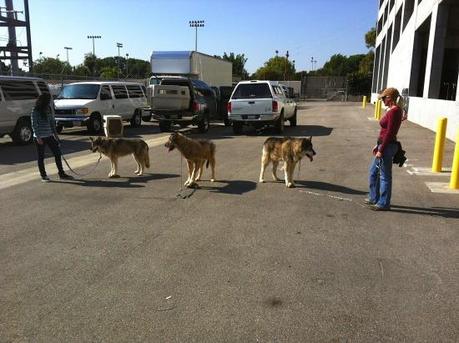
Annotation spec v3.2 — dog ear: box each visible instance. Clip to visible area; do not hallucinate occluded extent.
[308,136,312,141]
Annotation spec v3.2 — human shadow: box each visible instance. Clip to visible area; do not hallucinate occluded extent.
[55,173,178,188]
[198,179,257,195]
[389,205,459,219]
[295,180,367,195]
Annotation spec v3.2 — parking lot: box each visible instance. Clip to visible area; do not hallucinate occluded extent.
[1,102,458,342]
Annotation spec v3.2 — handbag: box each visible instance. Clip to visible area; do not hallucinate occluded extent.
[393,141,407,167]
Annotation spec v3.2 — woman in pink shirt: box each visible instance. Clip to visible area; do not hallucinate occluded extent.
[367,87,403,211]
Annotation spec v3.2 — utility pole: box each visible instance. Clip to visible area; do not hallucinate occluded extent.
[116,42,123,79]
[64,46,72,64]
[189,20,205,52]
[87,35,101,56]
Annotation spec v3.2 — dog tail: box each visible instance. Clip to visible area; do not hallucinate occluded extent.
[206,142,216,168]
[145,145,150,168]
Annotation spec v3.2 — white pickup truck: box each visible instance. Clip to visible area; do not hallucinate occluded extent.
[227,80,297,134]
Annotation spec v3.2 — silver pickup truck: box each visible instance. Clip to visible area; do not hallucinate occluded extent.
[227,80,297,134]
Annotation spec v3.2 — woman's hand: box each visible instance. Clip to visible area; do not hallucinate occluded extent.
[375,151,382,158]
[36,138,44,145]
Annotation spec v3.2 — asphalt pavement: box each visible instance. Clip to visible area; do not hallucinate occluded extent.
[0,102,458,342]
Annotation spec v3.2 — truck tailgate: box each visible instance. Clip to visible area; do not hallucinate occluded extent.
[230,98,272,115]
[150,85,191,111]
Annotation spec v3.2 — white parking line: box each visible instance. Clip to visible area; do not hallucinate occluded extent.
[0,135,170,190]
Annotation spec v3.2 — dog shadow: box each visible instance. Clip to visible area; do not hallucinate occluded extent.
[389,205,459,219]
[55,173,179,188]
[199,179,257,195]
[294,180,367,195]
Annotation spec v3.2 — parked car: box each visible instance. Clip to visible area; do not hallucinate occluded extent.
[150,77,218,132]
[227,80,297,134]
[54,81,148,134]
[0,76,51,144]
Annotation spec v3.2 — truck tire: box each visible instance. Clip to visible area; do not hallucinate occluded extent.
[12,118,33,145]
[290,109,297,127]
[159,121,171,132]
[87,114,102,134]
[232,122,243,134]
[275,112,284,134]
[224,117,231,127]
[130,110,142,128]
[56,124,64,134]
[198,115,210,133]
[142,111,152,122]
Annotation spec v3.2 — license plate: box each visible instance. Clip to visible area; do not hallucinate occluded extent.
[247,115,257,119]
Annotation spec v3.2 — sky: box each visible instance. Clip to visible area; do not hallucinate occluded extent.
[3,0,378,74]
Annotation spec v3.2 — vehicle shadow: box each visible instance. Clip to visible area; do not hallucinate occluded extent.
[55,173,178,188]
[198,179,257,195]
[389,205,459,219]
[295,180,367,195]
[239,125,333,137]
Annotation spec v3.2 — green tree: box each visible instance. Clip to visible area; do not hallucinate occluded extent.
[100,66,118,79]
[365,27,376,49]
[252,56,295,80]
[222,52,248,79]
[33,57,71,75]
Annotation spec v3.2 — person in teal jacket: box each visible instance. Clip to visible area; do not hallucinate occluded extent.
[31,93,72,182]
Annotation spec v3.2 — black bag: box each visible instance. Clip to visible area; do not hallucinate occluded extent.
[393,141,407,167]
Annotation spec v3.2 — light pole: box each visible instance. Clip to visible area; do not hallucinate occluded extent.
[56,54,60,60]
[310,57,317,71]
[125,53,129,78]
[87,35,101,56]
[64,46,72,64]
[189,20,204,52]
[116,42,123,79]
[284,50,289,81]
[275,50,279,57]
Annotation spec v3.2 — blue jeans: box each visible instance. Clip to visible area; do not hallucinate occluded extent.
[368,143,398,208]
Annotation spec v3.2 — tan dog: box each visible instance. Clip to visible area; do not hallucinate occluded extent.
[165,132,216,187]
[90,137,150,178]
[259,137,315,188]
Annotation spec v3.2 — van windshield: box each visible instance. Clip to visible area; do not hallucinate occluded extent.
[231,83,272,99]
[57,84,100,99]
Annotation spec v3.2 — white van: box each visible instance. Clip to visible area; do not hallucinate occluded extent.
[0,76,51,144]
[54,81,148,133]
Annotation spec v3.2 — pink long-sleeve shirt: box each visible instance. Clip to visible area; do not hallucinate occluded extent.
[378,106,402,153]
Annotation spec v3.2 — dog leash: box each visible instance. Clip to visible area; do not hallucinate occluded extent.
[58,139,103,177]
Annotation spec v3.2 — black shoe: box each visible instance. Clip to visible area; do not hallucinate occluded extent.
[369,204,390,211]
[59,172,73,180]
[41,176,50,183]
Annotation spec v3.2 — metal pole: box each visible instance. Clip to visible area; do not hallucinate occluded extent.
[195,26,197,51]
[92,38,95,55]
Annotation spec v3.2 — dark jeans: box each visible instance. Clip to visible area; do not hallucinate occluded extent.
[35,136,64,177]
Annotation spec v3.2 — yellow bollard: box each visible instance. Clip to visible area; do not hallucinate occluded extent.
[377,100,383,120]
[449,129,459,189]
[374,100,379,119]
[432,117,448,172]
[362,96,367,109]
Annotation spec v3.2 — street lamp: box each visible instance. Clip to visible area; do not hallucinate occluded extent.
[125,53,129,78]
[64,46,72,64]
[87,35,101,56]
[116,42,123,79]
[56,54,60,60]
[189,20,205,52]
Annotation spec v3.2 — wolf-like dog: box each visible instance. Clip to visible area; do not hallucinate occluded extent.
[165,132,216,187]
[89,137,150,178]
[259,136,316,188]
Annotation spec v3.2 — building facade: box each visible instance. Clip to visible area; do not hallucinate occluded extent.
[372,0,458,141]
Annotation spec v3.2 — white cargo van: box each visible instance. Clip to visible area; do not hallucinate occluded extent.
[54,81,148,133]
[0,76,51,144]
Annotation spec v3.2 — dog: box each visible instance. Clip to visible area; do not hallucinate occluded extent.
[259,136,316,188]
[89,137,150,178]
[165,132,216,187]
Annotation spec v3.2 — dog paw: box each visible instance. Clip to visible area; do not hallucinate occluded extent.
[259,179,265,183]
[210,178,215,182]
[287,183,295,188]
[109,174,120,179]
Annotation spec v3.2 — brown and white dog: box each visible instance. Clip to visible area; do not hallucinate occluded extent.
[90,137,150,178]
[259,136,315,188]
[165,132,216,187]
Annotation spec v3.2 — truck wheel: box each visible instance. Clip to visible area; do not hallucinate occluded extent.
[130,110,142,128]
[275,112,284,134]
[142,111,152,122]
[88,114,102,134]
[290,109,297,127]
[232,122,243,134]
[159,121,171,132]
[224,117,231,127]
[56,124,64,134]
[12,118,33,145]
[198,115,209,133]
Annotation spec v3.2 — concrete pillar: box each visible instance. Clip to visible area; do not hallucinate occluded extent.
[428,3,449,99]
[422,3,439,98]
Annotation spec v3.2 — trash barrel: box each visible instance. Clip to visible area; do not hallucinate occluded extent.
[103,115,123,137]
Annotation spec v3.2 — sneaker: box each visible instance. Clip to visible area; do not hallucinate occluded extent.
[364,198,375,205]
[58,172,73,180]
[41,176,50,182]
[369,204,391,211]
